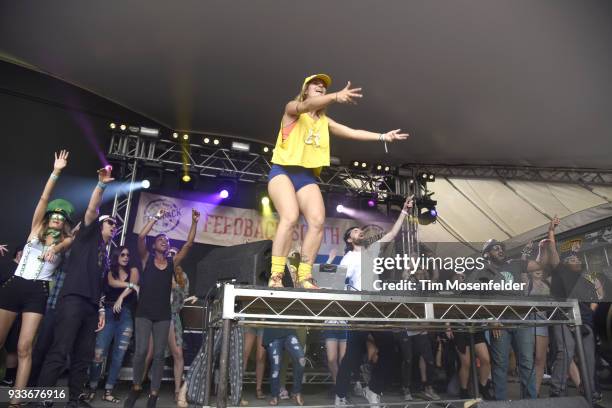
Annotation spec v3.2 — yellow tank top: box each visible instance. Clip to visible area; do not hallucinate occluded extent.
[271,113,330,176]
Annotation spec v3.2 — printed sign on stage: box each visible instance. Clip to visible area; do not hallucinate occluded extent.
[133,192,391,258]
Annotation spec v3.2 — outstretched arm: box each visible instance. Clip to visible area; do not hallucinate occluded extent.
[328,117,409,142]
[174,209,200,267]
[379,197,413,243]
[31,150,70,236]
[138,209,164,264]
[547,216,561,268]
[84,167,114,227]
[285,81,363,119]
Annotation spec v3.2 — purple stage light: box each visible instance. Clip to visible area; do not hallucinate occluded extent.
[367,199,376,207]
[430,209,437,216]
[219,189,230,199]
[336,204,345,213]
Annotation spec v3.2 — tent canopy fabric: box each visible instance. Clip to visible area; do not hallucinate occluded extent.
[420,178,612,247]
[1,1,612,168]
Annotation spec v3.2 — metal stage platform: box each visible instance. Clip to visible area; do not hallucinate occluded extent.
[199,284,593,408]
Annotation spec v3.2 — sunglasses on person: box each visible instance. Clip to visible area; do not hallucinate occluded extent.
[104,219,117,227]
[119,252,130,258]
[49,213,66,222]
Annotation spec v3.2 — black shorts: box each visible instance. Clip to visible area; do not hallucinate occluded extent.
[0,275,49,314]
[454,331,487,354]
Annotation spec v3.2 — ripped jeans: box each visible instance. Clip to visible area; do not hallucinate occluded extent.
[266,335,305,397]
[89,306,134,391]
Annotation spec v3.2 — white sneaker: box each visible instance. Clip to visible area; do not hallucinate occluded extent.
[353,381,364,396]
[335,395,348,406]
[422,386,440,401]
[403,390,413,401]
[363,387,382,405]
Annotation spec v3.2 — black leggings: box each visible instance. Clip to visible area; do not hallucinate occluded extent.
[132,317,171,392]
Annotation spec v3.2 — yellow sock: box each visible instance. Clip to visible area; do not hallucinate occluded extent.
[271,256,287,276]
[297,262,313,282]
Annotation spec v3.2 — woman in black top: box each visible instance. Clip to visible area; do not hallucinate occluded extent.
[87,246,139,402]
[124,208,199,408]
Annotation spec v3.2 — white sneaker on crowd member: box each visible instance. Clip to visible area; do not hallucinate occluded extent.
[403,388,413,401]
[422,386,440,401]
[353,381,364,396]
[334,395,349,406]
[279,388,290,400]
[363,386,382,405]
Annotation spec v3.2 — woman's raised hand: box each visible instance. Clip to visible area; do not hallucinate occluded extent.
[54,150,70,171]
[335,81,363,104]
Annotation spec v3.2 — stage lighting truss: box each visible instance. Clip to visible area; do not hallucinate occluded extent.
[107,133,403,195]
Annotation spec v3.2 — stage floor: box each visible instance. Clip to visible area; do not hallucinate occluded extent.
[83,379,612,408]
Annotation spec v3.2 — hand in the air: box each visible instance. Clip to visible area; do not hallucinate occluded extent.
[382,129,409,142]
[97,166,115,184]
[53,150,70,171]
[192,209,201,223]
[0,244,8,257]
[335,81,363,104]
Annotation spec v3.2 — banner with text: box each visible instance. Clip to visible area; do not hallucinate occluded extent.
[133,192,391,258]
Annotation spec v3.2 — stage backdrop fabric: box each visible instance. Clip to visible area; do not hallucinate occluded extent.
[133,192,391,257]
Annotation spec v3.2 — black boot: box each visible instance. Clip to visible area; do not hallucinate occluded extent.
[146,394,159,408]
[480,381,495,400]
[123,387,142,408]
[459,387,470,399]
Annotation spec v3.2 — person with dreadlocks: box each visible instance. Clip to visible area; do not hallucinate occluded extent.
[0,150,75,407]
[124,208,199,408]
[267,74,409,289]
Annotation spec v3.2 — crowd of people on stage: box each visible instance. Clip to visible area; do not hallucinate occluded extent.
[0,72,608,408]
[0,149,607,408]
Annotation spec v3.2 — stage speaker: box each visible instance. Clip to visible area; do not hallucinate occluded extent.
[474,396,589,408]
[195,240,293,297]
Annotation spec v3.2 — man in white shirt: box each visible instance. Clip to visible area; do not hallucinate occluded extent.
[335,197,413,406]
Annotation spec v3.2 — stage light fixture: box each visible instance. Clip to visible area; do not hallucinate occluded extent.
[428,173,435,182]
[367,199,376,207]
[376,164,383,171]
[119,124,127,131]
[203,137,210,144]
[109,123,116,129]
[182,134,189,141]
[261,196,270,206]
[216,179,236,200]
[219,189,229,199]
[263,146,270,153]
[353,161,360,167]
[213,139,220,145]
[139,163,164,190]
[141,180,151,189]
[384,166,390,172]
[231,141,250,153]
[361,162,367,168]
[336,204,345,213]
[416,195,438,225]
[172,132,179,140]
[182,174,191,183]
[139,127,160,138]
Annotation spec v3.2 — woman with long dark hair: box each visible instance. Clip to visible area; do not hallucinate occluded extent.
[267,74,408,288]
[0,150,74,407]
[87,246,140,403]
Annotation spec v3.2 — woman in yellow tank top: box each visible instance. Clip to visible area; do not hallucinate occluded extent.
[268,74,408,289]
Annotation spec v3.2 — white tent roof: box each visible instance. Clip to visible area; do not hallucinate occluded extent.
[419,178,612,250]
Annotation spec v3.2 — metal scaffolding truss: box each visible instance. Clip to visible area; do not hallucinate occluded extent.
[402,163,612,185]
[212,284,581,331]
[106,133,399,194]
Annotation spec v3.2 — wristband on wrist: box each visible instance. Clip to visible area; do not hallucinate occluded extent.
[98,308,105,313]
[50,173,59,181]
[97,181,107,190]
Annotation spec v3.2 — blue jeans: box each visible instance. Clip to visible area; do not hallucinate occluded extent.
[490,328,536,400]
[266,335,305,397]
[89,306,134,390]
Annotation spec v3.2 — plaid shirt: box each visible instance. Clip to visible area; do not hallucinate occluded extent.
[46,269,66,310]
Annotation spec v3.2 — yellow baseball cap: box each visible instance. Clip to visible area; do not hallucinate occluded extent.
[302,74,332,90]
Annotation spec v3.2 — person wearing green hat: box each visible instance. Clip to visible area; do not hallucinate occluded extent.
[0,150,75,407]
[267,74,409,289]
